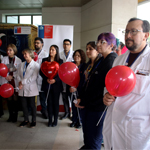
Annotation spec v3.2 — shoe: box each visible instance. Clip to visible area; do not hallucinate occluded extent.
[59,113,69,120]
[42,112,48,119]
[19,121,29,127]
[7,117,12,122]
[76,123,82,129]
[30,122,36,128]
[48,122,52,127]
[0,113,4,118]
[70,122,76,127]
[52,122,57,127]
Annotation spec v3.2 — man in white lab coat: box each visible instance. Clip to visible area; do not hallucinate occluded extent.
[103,18,150,150]
[34,37,48,119]
[59,39,74,120]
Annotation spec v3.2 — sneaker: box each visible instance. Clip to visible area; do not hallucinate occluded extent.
[19,121,29,127]
[30,122,36,128]
[76,122,82,129]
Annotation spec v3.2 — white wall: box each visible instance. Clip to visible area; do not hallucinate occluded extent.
[42,7,81,51]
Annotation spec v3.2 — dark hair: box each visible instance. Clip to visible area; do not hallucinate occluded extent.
[128,17,150,32]
[63,39,71,45]
[49,45,61,63]
[97,32,116,46]
[86,41,97,50]
[120,42,125,49]
[7,43,17,55]
[73,49,86,64]
[34,37,43,44]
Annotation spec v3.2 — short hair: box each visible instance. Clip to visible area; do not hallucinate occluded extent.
[97,32,116,46]
[86,41,97,50]
[22,48,34,59]
[34,37,43,43]
[73,49,86,64]
[128,17,150,32]
[63,39,71,45]
[7,44,17,55]
[49,45,61,63]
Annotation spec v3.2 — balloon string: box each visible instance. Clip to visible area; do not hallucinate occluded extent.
[46,84,51,104]
[96,106,108,126]
[74,91,81,125]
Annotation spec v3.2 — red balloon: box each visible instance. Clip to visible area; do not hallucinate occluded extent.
[0,83,14,98]
[0,63,8,77]
[0,39,2,47]
[58,62,80,88]
[105,65,136,97]
[34,52,38,61]
[41,61,59,79]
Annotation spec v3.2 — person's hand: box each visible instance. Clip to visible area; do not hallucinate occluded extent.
[75,99,84,109]
[19,81,23,90]
[69,87,77,93]
[5,75,13,81]
[103,92,115,106]
[47,79,56,84]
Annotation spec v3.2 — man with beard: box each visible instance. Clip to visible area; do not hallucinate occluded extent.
[34,37,48,119]
[103,18,150,150]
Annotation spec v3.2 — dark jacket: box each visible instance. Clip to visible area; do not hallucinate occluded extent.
[79,52,117,112]
[40,57,63,92]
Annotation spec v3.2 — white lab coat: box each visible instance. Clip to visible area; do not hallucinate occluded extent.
[60,50,74,92]
[103,45,150,150]
[0,54,3,85]
[17,59,39,97]
[35,49,48,91]
[1,56,22,92]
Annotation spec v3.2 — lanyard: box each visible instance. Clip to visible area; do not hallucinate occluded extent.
[23,62,27,77]
[125,46,146,67]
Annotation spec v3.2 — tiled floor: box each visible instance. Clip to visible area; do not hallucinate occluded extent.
[0,111,105,150]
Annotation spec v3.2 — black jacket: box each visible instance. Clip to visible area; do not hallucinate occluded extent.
[40,57,63,92]
[79,52,117,112]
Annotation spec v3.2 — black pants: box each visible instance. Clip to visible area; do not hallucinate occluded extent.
[62,92,70,114]
[47,89,60,124]
[0,96,4,116]
[21,96,36,122]
[39,91,47,113]
[7,94,18,120]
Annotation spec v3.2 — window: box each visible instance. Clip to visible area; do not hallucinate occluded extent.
[6,15,42,26]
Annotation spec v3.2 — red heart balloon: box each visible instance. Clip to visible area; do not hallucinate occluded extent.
[34,52,38,61]
[105,65,136,97]
[58,62,80,88]
[0,63,8,77]
[0,83,14,98]
[41,61,59,79]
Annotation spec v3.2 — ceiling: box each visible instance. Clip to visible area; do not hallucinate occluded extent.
[0,0,147,10]
[0,0,92,10]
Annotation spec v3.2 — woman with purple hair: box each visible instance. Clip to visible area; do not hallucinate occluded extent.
[75,32,117,150]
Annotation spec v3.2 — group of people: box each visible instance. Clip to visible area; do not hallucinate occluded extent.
[0,17,150,150]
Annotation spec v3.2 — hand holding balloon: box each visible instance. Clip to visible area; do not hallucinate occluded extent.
[75,99,84,109]
[47,79,55,84]
[103,92,116,106]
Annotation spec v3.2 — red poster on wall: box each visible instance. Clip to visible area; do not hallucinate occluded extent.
[44,25,53,38]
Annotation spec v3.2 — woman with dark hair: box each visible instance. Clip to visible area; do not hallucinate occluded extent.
[69,49,86,128]
[40,45,63,127]
[1,44,22,122]
[75,33,117,150]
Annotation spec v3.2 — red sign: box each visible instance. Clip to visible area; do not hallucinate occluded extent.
[44,25,53,38]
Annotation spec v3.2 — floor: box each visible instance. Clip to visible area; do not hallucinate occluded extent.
[0,111,105,150]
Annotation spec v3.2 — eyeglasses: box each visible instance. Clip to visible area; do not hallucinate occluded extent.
[96,40,107,45]
[122,29,143,36]
[63,43,70,46]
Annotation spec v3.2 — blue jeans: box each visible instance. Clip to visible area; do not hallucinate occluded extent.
[80,108,106,150]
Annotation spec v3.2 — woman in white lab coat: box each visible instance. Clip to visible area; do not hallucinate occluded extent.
[17,48,39,128]
[1,44,22,122]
